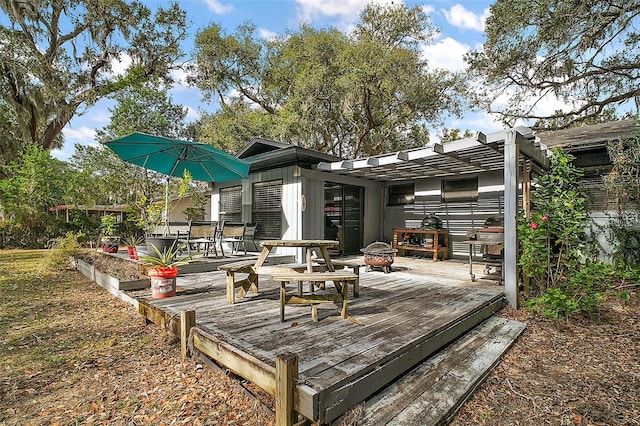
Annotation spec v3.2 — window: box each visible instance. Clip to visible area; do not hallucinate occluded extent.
[441,177,478,202]
[219,186,242,223]
[388,183,415,206]
[252,180,282,238]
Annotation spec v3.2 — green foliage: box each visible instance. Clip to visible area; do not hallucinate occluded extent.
[42,232,84,272]
[191,3,464,158]
[519,148,590,292]
[123,234,144,247]
[0,146,70,247]
[519,148,621,319]
[99,216,120,237]
[466,0,640,128]
[527,261,615,320]
[604,128,640,270]
[0,1,187,152]
[139,243,192,268]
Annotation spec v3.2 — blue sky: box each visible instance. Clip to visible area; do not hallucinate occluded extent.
[56,0,507,161]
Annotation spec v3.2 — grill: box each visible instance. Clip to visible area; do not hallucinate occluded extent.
[466,216,504,282]
[361,241,397,274]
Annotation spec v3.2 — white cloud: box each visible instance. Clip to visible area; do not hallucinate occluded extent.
[295,0,396,23]
[170,67,192,92]
[422,36,469,72]
[185,106,200,120]
[110,53,132,76]
[443,4,490,32]
[259,28,278,41]
[205,0,233,14]
[421,5,434,15]
[62,126,97,146]
[53,125,98,160]
[85,110,111,124]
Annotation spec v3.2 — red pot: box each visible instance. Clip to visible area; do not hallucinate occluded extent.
[102,244,118,253]
[148,266,178,298]
[127,246,139,260]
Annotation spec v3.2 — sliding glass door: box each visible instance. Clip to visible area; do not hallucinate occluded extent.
[324,183,364,255]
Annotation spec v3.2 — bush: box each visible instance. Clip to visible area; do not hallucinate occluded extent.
[519,148,624,319]
[42,232,85,272]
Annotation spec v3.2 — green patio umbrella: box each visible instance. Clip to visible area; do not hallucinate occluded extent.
[103,132,250,182]
[103,132,250,234]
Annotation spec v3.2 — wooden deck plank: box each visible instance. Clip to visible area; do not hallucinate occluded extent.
[315,298,504,424]
[133,262,508,425]
[361,316,526,426]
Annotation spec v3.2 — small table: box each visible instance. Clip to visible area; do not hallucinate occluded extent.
[392,228,449,261]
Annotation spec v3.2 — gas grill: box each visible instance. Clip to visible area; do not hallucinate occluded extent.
[464,216,504,283]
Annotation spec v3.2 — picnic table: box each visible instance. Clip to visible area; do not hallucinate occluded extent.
[219,240,358,321]
[260,240,358,322]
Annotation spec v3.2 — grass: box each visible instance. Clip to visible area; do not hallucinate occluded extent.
[0,249,274,425]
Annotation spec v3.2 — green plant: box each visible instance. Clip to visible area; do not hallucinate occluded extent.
[518,148,623,319]
[42,232,85,272]
[100,215,120,237]
[123,234,143,247]
[527,260,615,319]
[603,129,640,272]
[139,243,193,268]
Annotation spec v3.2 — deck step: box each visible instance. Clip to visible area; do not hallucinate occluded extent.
[360,316,526,426]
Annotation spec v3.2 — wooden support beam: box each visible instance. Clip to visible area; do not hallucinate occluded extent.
[193,327,277,395]
[276,352,299,426]
[138,299,180,336]
[181,310,196,361]
[503,130,519,308]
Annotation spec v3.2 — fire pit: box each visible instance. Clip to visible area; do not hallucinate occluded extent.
[361,241,397,273]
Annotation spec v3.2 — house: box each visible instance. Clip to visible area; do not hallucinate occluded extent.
[210,129,552,307]
[537,118,640,254]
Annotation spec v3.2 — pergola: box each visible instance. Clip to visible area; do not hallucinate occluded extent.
[317,127,551,308]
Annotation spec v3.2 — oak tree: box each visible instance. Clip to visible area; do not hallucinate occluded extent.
[466,0,640,129]
[191,3,464,158]
[0,0,187,156]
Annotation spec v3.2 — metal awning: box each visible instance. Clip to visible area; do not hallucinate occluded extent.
[317,128,550,181]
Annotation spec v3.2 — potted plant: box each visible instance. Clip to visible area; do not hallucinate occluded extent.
[100,215,120,253]
[123,234,143,260]
[139,242,193,298]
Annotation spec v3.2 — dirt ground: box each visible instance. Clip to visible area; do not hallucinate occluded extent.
[1,250,639,425]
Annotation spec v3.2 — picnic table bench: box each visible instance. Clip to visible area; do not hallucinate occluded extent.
[271,271,359,322]
[316,258,365,297]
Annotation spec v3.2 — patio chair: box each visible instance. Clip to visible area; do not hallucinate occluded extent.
[219,221,246,257]
[235,223,258,254]
[180,220,219,258]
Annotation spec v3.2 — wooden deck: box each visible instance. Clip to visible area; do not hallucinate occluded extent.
[135,262,506,424]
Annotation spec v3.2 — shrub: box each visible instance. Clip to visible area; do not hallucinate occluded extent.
[42,232,85,272]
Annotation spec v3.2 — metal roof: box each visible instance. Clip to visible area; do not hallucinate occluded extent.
[317,128,550,182]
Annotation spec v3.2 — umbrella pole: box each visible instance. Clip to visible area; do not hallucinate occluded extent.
[163,177,170,236]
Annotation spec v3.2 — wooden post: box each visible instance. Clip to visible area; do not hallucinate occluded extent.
[180,310,196,361]
[504,130,519,308]
[522,159,532,296]
[276,352,299,426]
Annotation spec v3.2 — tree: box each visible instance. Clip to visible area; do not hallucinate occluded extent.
[194,100,277,155]
[604,127,640,269]
[71,81,190,215]
[466,0,640,129]
[0,0,187,154]
[191,3,464,158]
[0,145,71,247]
